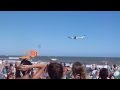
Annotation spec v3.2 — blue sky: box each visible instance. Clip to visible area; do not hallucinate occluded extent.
[0,11,120,57]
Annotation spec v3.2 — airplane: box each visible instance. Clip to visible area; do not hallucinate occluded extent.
[68,35,86,40]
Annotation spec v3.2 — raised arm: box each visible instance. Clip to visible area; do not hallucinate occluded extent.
[19,64,47,70]
[32,67,46,79]
[19,64,47,79]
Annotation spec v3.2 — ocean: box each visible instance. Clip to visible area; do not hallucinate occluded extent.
[33,56,120,64]
[0,56,120,64]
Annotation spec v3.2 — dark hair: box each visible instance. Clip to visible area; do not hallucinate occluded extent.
[113,64,116,68]
[72,62,86,79]
[99,68,108,79]
[10,63,13,67]
[21,60,32,76]
[48,63,63,79]
[21,59,32,65]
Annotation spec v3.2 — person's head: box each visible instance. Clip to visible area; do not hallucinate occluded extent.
[72,62,86,79]
[21,59,33,66]
[47,62,63,79]
[113,64,117,71]
[113,64,116,68]
[99,68,108,79]
[10,63,13,67]
[20,60,32,76]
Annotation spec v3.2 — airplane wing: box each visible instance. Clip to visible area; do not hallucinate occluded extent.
[68,36,74,39]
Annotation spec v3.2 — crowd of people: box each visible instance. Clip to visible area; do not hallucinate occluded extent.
[87,63,120,79]
[0,58,120,79]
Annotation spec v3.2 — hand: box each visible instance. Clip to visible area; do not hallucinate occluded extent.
[19,65,30,71]
[74,74,81,79]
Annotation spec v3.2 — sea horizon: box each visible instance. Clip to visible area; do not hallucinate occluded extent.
[0,55,120,58]
[0,55,120,64]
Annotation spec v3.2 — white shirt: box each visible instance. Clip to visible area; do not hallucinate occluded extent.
[92,70,97,79]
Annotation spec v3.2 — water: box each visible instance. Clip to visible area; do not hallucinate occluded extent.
[1,56,120,64]
[33,56,120,64]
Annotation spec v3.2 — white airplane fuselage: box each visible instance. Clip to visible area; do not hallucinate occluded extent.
[68,35,86,40]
